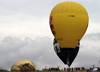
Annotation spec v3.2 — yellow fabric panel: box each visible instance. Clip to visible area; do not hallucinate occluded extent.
[50,2,89,48]
[50,2,87,15]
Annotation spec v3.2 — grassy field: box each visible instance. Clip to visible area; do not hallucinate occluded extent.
[3,70,87,72]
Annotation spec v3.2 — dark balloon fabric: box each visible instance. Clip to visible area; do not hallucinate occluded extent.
[53,39,80,67]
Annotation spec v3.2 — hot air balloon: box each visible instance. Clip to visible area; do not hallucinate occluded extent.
[11,59,36,71]
[50,2,89,49]
[53,39,80,67]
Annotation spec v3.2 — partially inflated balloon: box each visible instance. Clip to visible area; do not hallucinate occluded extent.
[50,2,89,48]
[11,59,36,71]
[53,39,80,67]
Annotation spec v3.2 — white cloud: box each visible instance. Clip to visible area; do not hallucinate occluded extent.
[72,33,100,68]
[85,20,100,34]
[0,36,62,70]
[0,33,100,70]
[0,0,99,39]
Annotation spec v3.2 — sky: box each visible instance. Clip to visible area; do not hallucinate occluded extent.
[0,0,100,70]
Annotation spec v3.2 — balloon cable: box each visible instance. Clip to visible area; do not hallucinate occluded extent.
[66,50,70,67]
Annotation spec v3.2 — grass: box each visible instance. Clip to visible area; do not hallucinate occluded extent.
[5,70,87,72]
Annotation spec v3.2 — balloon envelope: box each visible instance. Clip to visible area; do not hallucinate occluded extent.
[53,39,80,67]
[50,2,89,48]
[11,59,36,71]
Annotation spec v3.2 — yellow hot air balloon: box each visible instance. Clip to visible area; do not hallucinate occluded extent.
[50,2,89,48]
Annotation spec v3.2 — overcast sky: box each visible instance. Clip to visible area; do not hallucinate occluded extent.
[0,0,100,70]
